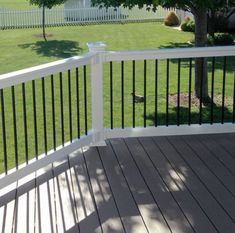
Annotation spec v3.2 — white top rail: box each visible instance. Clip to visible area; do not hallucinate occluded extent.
[104,46,235,62]
[0,53,93,89]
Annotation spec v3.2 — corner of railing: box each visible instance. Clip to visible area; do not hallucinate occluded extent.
[87,42,107,146]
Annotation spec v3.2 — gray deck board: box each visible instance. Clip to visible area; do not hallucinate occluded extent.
[83,146,125,233]
[184,134,235,194]
[69,152,102,233]
[172,135,235,221]
[0,133,235,233]
[153,136,235,232]
[109,138,174,233]
[98,141,148,233]
[137,137,217,233]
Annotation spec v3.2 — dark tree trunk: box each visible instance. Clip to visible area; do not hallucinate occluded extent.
[193,9,209,102]
[42,5,47,41]
[207,10,216,37]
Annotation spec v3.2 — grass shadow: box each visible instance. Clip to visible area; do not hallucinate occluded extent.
[146,103,234,126]
[159,42,193,49]
[19,40,83,58]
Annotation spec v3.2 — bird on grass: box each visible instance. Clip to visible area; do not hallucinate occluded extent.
[131,92,145,103]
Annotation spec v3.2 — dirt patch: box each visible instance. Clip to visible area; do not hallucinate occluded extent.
[169,93,233,108]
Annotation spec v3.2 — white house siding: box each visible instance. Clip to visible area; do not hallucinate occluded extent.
[64,0,91,9]
[176,9,193,23]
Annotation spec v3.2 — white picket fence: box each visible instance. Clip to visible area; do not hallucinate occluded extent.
[0,6,171,29]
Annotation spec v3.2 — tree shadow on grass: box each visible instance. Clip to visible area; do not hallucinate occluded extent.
[19,40,83,58]
[159,42,193,49]
[146,103,233,127]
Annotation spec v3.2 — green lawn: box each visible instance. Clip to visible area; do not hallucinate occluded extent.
[0,0,38,9]
[0,22,234,172]
[0,0,62,9]
[0,23,193,74]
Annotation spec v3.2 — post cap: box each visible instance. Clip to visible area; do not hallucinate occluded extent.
[87,42,106,52]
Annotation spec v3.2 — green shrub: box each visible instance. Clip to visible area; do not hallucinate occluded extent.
[164,11,179,26]
[209,33,234,45]
[180,17,195,32]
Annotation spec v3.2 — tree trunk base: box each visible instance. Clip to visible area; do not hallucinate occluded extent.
[195,95,213,106]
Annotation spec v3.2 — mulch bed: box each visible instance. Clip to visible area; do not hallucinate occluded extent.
[169,93,233,108]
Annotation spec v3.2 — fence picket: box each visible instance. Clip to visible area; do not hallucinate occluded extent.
[0,6,171,29]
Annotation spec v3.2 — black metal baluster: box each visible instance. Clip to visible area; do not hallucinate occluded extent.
[59,72,64,146]
[177,59,181,126]
[210,57,215,124]
[22,83,28,163]
[188,58,192,125]
[144,60,147,128]
[221,56,227,124]
[121,61,124,129]
[0,89,7,173]
[83,66,88,135]
[166,59,169,126]
[110,62,113,129]
[50,75,56,150]
[68,70,73,142]
[11,86,18,168]
[42,77,47,154]
[155,59,158,127]
[76,68,80,138]
[233,72,235,123]
[32,80,38,159]
[199,58,203,125]
[132,60,136,128]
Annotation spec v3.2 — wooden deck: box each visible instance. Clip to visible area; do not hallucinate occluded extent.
[1,133,235,233]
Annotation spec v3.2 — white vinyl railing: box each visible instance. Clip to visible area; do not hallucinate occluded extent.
[0,6,171,29]
[0,43,235,189]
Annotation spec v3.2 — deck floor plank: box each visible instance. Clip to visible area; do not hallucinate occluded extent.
[111,138,190,233]
[161,135,235,232]
[14,173,37,233]
[207,134,235,164]
[0,183,17,233]
[70,151,102,233]
[136,137,217,233]
[184,134,235,194]
[221,132,235,148]
[98,142,149,233]
[54,160,79,233]
[83,147,125,233]
[174,135,235,220]
[53,163,67,233]
[48,169,58,233]
[36,169,56,233]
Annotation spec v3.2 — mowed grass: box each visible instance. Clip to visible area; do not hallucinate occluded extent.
[0,22,234,173]
[0,0,64,9]
[0,22,192,74]
[0,0,38,9]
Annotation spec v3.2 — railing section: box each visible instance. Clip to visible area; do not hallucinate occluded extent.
[0,53,94,188]
[0,44,235,188]
[103,47,235,138]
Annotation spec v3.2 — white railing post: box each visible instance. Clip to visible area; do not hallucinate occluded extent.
[87,42,107,146]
